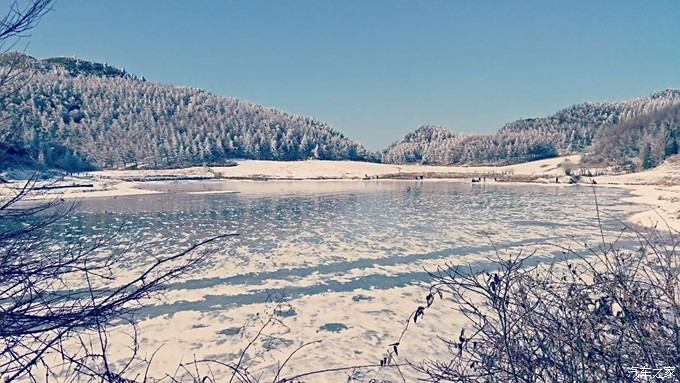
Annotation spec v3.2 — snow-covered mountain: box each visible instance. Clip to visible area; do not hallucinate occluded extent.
[0,53,376,170]
[2,52,678,171]
[383,90,680,168]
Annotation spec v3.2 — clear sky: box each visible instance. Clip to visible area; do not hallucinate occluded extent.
[22,0,680,149]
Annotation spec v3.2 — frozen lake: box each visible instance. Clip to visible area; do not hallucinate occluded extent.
[53,180,640,379]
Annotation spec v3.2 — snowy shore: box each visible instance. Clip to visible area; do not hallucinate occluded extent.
[3,154,678,230]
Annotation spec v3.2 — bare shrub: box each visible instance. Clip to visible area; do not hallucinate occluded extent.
[408,223,678,382]
[0,175,235,381]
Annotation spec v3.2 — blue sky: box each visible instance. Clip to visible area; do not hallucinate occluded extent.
[23,0,680,149]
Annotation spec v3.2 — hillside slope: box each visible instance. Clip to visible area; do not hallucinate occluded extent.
[0,53,375,170]
[384,90,680,166]
[586,103,680,169]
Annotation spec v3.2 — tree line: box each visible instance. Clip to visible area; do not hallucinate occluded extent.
[586,102,680,169]
[0,53,377,171]
[383,89,680,169]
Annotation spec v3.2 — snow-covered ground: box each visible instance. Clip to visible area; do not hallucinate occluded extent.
[93,155,582,180]
[1,155,583,201]
[3,154,678,230]
[597,156,680,231]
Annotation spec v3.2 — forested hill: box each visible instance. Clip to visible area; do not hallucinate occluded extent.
[383,89,680,168]
[2,52,678,172]
[586,102,680,170]
[0,53,376,170]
